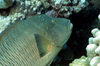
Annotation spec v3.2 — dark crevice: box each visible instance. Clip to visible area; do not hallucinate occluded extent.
[51,7,100,66]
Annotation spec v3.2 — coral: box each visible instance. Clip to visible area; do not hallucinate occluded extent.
[70,14,100,66]
[86,28,100,66]
[46,0,89,17]
[40,0,50,8]
[13,0,42,17]
[0,13,25,34]
[98,14,100,20]
[0,0,15,9]
[69,56,89,66]
[90,56,100,66]
[0,0,90,33]
[0,0,42,33]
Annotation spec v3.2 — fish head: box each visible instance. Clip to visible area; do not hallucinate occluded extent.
[32,15,73,49]
[47,17,73,48]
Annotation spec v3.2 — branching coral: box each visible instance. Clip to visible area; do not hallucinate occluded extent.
[98,14,100,20]
[69,14,100,66]
[69,56,89,66]
[46,0,89,17]
[0,0,42,34]
[86,28,100,66]
[86,14,100,66]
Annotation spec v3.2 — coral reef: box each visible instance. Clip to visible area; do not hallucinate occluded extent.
[46,0,89,17]
[0,0,15,9]
[0,0,89,34]
[70,13,100,66]
[0,0,100,66]
[86,28,100,66]
[98,14,100,20]
[0,0,42,33]
[69,56,89,66]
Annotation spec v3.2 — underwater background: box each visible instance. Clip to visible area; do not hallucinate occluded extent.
[0,0,100,66]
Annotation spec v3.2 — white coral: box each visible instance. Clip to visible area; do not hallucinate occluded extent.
[86,44,97,58]
[86,28,100,66]
[49,0,88,17]
[0,0,42,34]
[98,14,100,20]
[90,56,100,66]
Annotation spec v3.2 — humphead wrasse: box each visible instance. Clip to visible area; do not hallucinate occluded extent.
[0,14,73,66]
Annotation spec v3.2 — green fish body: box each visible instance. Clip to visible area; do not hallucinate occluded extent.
[0,15,73,66]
